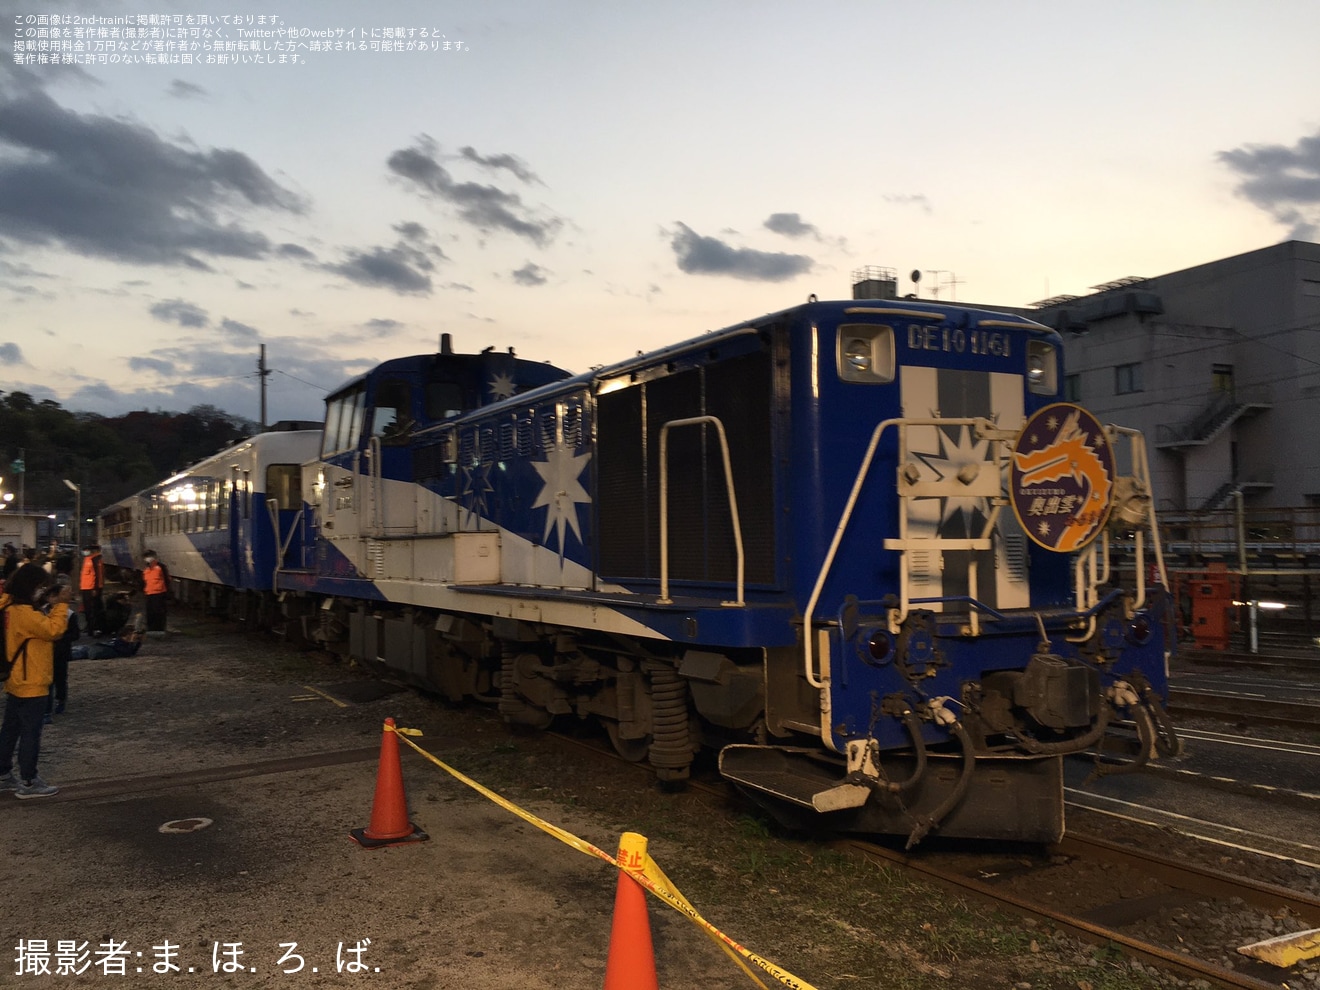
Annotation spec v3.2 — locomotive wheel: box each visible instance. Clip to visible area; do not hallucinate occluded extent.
[605,722,651,763]
[502,709,553,731]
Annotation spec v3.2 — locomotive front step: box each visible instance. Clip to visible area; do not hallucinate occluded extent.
[719,744,1065,843]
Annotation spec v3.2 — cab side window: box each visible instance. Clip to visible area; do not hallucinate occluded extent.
[372,380,414,440]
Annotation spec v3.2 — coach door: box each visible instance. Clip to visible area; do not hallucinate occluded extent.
[266,463,306,574]
[230,466,254,589]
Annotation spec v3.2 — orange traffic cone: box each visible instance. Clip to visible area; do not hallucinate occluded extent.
[350,718,428,848]
[603,833,658,990]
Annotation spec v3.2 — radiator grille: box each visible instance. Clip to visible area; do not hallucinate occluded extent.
[598,347,776,586]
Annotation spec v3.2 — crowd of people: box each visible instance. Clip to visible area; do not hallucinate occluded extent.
[0,542,165,799]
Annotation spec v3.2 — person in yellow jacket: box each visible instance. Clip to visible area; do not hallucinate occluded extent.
[0,563,71,798]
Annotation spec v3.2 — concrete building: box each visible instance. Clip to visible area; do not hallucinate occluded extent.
[0,511,43,549]
[997,241,1320,512]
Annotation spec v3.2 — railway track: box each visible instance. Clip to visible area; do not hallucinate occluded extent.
[1167,687,1320,730]
[542,726,1320,989]
[1176,647,1320,674]
[838,833,1318,990]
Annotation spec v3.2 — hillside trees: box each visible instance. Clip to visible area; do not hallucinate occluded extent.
[0,391,260,521]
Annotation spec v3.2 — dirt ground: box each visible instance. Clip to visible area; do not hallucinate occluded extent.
[0,613,758,989]
[0,608,1183,990]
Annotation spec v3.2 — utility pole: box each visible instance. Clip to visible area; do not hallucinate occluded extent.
[258,344,270,429]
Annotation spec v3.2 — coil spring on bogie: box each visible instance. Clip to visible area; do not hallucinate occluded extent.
[498,644,521,721]
[648,664,692,781]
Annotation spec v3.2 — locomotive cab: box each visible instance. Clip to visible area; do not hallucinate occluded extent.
[717,303,1179,845]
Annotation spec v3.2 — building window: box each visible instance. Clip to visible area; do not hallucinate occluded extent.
[1212,363,1234,395]
[1302,279,1320,298]
[1064,374,1081,402]
[1115,363,1143,395]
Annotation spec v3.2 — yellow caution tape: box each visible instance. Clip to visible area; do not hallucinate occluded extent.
[389,724,818,990]
[619,832,770,990]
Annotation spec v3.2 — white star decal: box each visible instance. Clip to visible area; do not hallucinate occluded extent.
[532,440,592,559]
[913,423,993,534]
[488,372,517,401]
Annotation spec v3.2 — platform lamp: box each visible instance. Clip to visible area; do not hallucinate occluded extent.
[63,479,80,546]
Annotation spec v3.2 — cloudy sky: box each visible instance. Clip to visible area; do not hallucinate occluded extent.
[2,0,1319,425]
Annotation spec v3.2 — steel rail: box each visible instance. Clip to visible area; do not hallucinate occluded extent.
[1057,832,1320,925]
[544,727,1315,988]
[834,837,1293,990]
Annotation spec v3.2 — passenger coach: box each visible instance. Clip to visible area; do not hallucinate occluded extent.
[100,428,321,606]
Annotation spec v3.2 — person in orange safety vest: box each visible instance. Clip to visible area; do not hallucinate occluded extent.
[79,543,105,636]
[141,550,171,633]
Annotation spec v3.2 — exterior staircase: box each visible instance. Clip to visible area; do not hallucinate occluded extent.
[1155,387,1272,449]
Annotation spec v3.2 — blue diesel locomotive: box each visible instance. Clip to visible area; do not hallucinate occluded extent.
[104,300,1179,845]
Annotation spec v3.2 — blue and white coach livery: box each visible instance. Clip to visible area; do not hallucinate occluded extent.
[100,429,322,598]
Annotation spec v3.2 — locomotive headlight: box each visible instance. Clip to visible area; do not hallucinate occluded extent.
[1025,340,1058,395]
[844,338,872,372]
[837,325,894,383]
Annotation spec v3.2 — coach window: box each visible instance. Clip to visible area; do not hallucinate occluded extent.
[372,379,414,441]
[837,324,895,383]
[266,464,302,508]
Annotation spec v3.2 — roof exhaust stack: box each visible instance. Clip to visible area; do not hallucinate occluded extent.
[440,333,453,355]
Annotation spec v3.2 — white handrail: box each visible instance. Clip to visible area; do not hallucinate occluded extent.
[265,497,302,591]
[368,436,383,535]
[657,416,745,607]
[802,418,900,689]
[803,416,1003,689]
